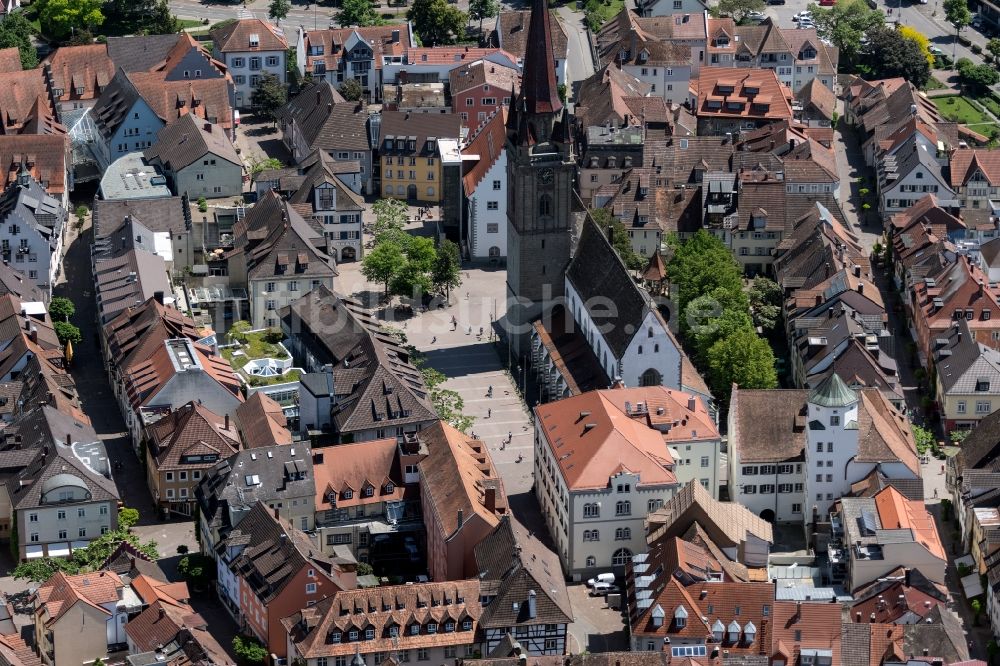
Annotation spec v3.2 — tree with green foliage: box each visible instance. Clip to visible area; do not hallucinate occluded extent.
[249,156,284,181]
[911,423,935,454]
[667,230,744,329]
[105,0,177,35]
[956,57,1000,92]
[54,321,81,347]
[706,327,778,403]
[899,25,935,69]
[34,0,105,41]
[0,12,37,69]
[950,428,971,444]
[687,296,753,366]
[228,320,253,343]
[363,240,406,297]
[233,635,269,665]
[357,562,374,576]
[338,0,382,26]
[408,0,468,45]
[972,598,983,625]
[590,208,643,271]
[469,0,500,34]
[12,557,76,583]
[944,0,972,58]
[807,0,884,63]
[390,261,433,300]
[862,26,931,89]
[422,365,474,432]
[748,276,782,331]
[145,0,179,35]
[989,38,1000,59]
[48,297,75,322]
[432,239,462,300]
[268,0,291,25]
[339,78,364,101]
[118,507,139,530]
[715,0,765,23]
[178,553,216,591]
[250,73,287,124]
[372,198,409,237]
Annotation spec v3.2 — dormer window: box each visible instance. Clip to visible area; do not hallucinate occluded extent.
[673,605,688,628]
[717,84,734,94]
[637,49,648,62]
[365,628,375,640]
[977,379,991,392]
[389,626,399,637]
[343,489,353,499]
[410,624,420,635]
[802,48,816,59]
[727,620,740,643]
[743,621,756,645]
[743,85,759,95]
[385,483,394,493]
[363,485,374,497]
[715,36,729,47]
[331,632,342,643]
[651,604,665,628]
[249,33,260,47]
[712,619,724,642]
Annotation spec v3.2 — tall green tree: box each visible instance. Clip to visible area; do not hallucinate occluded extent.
[54,321,81,347]
[339,78,364,101]
[35,0,105,41]
[362,240,406,296]
[590,208,643,271]
[338,0,382,27]
[390,261,433,300]
[748,276,782,331]
[862,26,931,88]
[48,297,75,322]
[268,0,291,26]
[707,327,778,403]
[432,239,462,300]
[469,0,500,34]
[408,0,468,45]
[944,0,972,59]
[0,12,37,69]
[956,57,999,93]
[808,0,884,62]
[250,73,287,124]
[715,0,765,23]
[372,198,409,239]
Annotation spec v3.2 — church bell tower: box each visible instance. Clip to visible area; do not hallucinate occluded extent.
[504,0,575,357]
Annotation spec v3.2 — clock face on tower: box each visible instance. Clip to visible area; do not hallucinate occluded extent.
[537,168,554,185]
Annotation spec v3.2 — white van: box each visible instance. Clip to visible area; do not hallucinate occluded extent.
[587,573,615,588]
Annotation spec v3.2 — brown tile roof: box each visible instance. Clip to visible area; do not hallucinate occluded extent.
[282,579,483,658]
[855,388,921,475]
[402,46,519,66]
[277,80,370,154]
[43,44,116,104]
[0,134,70,196]
[474,515,572,627]
[130,574,190,608]
[797,77,836,120]
[144,112,241,171]
[495,9,568,59]
[312,437,407,510]
[235,391,291,449]
[124,600,207,653]
[850,574,947,624]
[146,401,240,472]
[129,72,234,131]
[104,297,203,374]
[463,108,507,197]
[0,632,41,666]
[210,18,288,53]
[379,110,463,148]
[874,485,945,559]
[770,601,842,665]
[34,571,123,626]
[0,48,20,73]
[123,339,241,411]
[419,420,507,536]
[693,68,793,122]
[729,387,809,463]
[647,480,774,555]
[449,59,519,97]
[950,148,1000,188]
[302,25,410,75]
[0,69,52,134]
[573,65,651,130]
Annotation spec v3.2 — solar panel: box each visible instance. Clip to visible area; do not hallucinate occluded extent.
[860,510,878,536]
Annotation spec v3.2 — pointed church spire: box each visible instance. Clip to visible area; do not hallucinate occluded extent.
[517,0,563,117]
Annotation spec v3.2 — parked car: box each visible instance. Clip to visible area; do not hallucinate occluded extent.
[793,10,812,20]
[587,573,615,588]
[766,0,785,6]
[590,582,617,596]
[746,10,766,20]
[929,46,943,55]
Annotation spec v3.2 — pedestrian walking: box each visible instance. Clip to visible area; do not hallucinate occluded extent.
[487,408,492,418]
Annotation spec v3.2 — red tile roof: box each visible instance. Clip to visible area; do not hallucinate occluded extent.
[950,148,1000,188]
[462,108,507,197]
[211,18,288,53]
[34,571,123,626]
[770,601,842,665]
[43,44,116,104]
[0,69,53,134]
[693,68,792,122]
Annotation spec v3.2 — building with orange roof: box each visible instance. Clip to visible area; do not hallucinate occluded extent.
[450,59,519,132]
[0,47,20,74]
[534,386,719,578]
[419,420,508,582]
[234,391,292,449]
[381,46,521,87]
[690,67,792,136]
[294,24,414,100]
[210,18,288,108]
[834,485,946,591]
[462,108,508,261]
[769,600,842,666]
[32,570,131,665]
[310,436,419,561]
[949,147,1000,210]
[850,567,948,624]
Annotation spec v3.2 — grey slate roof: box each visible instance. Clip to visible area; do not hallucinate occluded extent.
[93,195,190,239]
[953,408,1000,472]
[195,444,315,541]
[92,68,145,140]
[278,80,370,153]
[287,150,364,211]
[474,515,573,628]
[565,217,655,358]
[106,35,186,73]
[839,623,871,666]
[144,113,241,171]
[935,317,1000,395]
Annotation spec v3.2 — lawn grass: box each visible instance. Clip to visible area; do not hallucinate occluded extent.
[933,95,993,125]
[585,0,624,30]
[921,76,947,91]
[978,94,1000,119]
[246,369,301,387]
[220,331,289,369]
[177,18,206,30]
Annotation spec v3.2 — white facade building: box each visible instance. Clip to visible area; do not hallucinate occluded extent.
[463,109,508,261]
[210,19,288,109]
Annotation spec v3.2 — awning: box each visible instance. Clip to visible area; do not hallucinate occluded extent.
[47,543,70,558]
[25,545,43,560]
[70,540,89,552]
[962,572,984,598]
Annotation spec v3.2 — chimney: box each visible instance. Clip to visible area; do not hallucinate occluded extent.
[203,123,212,133]
[607,225,614,245]
[274,506,279,519]
[980,279,985,295]
[854,264,861,277]
[687,396,697,411]
[392,29,400,43]
[66,433,72,447]
[153,290,164,305]
[856,612,862,622]
[485,486,496,513]
[328,103,333,112]
[316,89,321,105]
[527,590,537,619]
[905,568,911,587]
[224,413,230,430]
[457,509,464,528]
[28,327,36,343]
[857,283,864,295]
[923,649,929,657]
[159,607,166,620]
